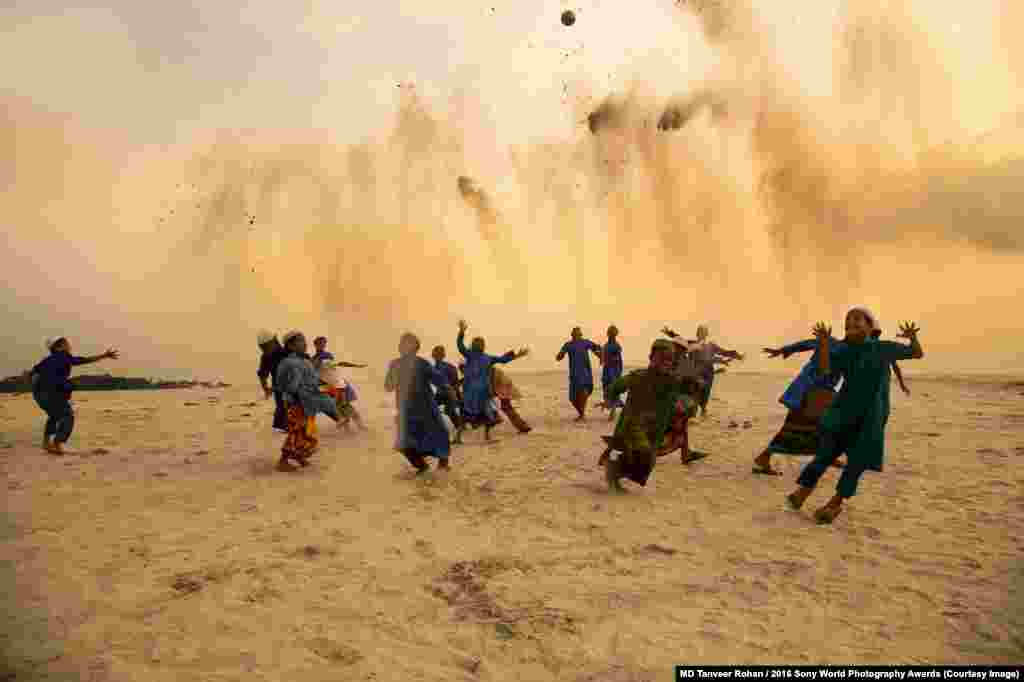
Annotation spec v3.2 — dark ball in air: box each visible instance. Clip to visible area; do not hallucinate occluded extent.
[561,10,576,26]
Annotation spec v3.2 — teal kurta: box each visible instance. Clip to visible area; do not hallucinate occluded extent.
[819,339,915,472]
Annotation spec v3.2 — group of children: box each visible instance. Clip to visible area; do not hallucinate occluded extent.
[594,307,923,525]
[253,330,369,469]
[29,306,924,525]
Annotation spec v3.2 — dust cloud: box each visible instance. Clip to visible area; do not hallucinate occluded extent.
[2,0,1023,380]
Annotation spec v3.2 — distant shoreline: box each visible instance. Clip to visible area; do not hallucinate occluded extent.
[0,374,231,395]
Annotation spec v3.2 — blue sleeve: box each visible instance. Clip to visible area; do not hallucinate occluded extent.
[70,356,90,366]
[876,340,915,363]
[781,339,818,354]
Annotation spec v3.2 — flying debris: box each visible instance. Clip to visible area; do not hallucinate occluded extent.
[658,89,729,131]
[561,10,576,26]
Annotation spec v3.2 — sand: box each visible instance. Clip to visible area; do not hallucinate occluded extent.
[1,371,1022,680]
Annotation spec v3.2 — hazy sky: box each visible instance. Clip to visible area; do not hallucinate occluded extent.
[3,0,1023,381]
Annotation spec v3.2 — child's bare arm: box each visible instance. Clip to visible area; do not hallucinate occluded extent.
[813,322,831,376]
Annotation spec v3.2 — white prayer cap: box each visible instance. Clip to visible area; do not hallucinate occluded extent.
[256,329,277,345]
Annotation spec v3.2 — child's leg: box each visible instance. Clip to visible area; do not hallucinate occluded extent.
[49,398,75,453]
[813,459,868,523]
[500,398,531,433]
[789,431,842,508]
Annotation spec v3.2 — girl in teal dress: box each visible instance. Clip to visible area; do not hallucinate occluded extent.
[786,308,924,524]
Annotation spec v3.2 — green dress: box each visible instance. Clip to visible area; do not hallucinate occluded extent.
[606,368,686,453]
[820,339,915,472]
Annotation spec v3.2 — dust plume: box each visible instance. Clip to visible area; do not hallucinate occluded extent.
[3,0,1024,378]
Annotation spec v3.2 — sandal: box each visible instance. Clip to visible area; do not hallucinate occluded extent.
[814,503,843,525]
[682,451,709,465]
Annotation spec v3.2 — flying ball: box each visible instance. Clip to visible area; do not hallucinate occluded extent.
[561,10,576,26]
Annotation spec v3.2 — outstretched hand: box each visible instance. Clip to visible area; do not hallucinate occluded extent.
[897,321,920,339]
[458,319,468,333]
[763,347,783,358]
[104,349,120,360]
[661,326,677,338]
[812,322,831,340]
[516,347,530,358]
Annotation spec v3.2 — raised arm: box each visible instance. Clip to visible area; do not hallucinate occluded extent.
[456,319,471,358]
[899,321,923,359]
[813,323,832,376]
[774,338,818,357]
[495,348,529,365]
[878,322,923,363]
[661,326,679,338]
[73,349,119,366]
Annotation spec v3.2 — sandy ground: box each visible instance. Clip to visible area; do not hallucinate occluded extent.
[1,370,1022,680]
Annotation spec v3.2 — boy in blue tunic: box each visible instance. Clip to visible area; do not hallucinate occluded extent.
[456,319,529,441]
[386,333,452,473]
[598,325,625,422]
[556,327,603,421]
[30,337,119,454]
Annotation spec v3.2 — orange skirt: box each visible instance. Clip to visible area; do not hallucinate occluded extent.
[282,404,318,460]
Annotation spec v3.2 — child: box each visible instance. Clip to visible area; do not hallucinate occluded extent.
[456,319,529,441]
[256,330,288,431]
[385,333,452,473]
[662,324,744,417]
[599,325,625,422]
[491,365,532,434]
[785,311,923,524]
[755,317,911,476]
[599,340,683,493]
[556,327,603,421]
[431,345,464,444]
[30,337,119,454]
[275,331,340,470]
[311,336,368,431]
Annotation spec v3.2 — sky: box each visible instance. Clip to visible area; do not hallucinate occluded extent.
[2,0,1023,381]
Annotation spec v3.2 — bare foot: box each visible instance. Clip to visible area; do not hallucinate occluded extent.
[786,487,813,510]
[437,459,450,470]
[49,442,65,456]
